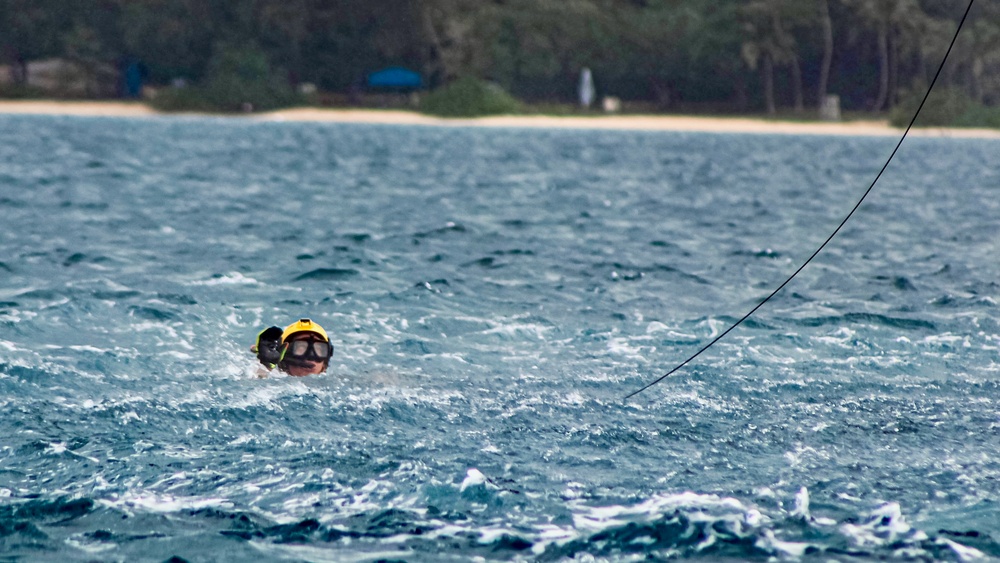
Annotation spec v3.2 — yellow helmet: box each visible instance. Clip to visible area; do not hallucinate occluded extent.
[281,318,330,343]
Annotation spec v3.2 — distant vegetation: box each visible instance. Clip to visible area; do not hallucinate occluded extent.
[889,87,1000,128]
[149,44,301,112]
[420,77,520,117]
[1,0,999,125]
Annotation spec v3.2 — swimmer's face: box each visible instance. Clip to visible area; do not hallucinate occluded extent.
[283,333,328,376]
[285,362,324,376]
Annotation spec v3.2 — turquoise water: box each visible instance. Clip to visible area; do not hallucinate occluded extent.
[1,114,999,561]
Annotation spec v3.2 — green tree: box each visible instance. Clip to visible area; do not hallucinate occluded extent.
[202,41,298,111]
[817,0,835,105]
[946,2,1000,105]
[118,0,216,83]
[0,0,74,84]
[842,0,932,111]
[748,0,827,113]
[741,0,798,114]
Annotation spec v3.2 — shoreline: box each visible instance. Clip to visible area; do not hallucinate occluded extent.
[2,99,999,138]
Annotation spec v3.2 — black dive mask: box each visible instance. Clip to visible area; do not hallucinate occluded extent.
[280,336,334,370]
[285,339,332,360]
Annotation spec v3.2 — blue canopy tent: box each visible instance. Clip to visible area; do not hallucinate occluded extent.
[367,67,423,91]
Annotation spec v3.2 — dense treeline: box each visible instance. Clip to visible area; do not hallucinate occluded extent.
[2,0,998,117]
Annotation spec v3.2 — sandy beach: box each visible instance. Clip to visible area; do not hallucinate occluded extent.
[2,99,998,138]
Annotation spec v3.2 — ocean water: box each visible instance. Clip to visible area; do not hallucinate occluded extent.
[1,114,998,562]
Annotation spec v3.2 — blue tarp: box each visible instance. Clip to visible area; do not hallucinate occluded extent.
[367,67,423,90]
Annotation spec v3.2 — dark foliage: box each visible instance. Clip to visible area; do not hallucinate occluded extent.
[0,0,997,122]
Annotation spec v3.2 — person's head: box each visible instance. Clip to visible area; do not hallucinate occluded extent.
[278,318,333,376]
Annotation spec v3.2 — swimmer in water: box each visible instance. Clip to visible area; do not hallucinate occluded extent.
[251,318,333,376]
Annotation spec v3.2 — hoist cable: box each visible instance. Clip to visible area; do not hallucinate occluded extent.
[625,0,977,401]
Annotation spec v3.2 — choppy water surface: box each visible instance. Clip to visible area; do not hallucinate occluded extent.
[1,114,999,561]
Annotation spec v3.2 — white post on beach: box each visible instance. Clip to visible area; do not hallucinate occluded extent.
[819,94,841,121]
[579,68,595,109]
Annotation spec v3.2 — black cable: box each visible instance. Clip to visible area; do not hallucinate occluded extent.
[625,0,977,401]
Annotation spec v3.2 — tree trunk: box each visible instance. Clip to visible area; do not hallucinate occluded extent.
[791,55,804,113]
[734,68,748,110]
[768,8,800,113]
[417,0,478,86]
[887,30,898,108]
[873,22,890,111]
[817,0,834,106]
[14,57,28,85]
[287,2,307,84]
[971,57,983,103]
[418,0,447,85]
[763,53,775,115]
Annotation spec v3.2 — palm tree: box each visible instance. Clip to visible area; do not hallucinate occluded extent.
[966,11,1000,104]
[817,0,834,106]
[740,0,806,114]
[843,0,932,111]
[257,0,310,83]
